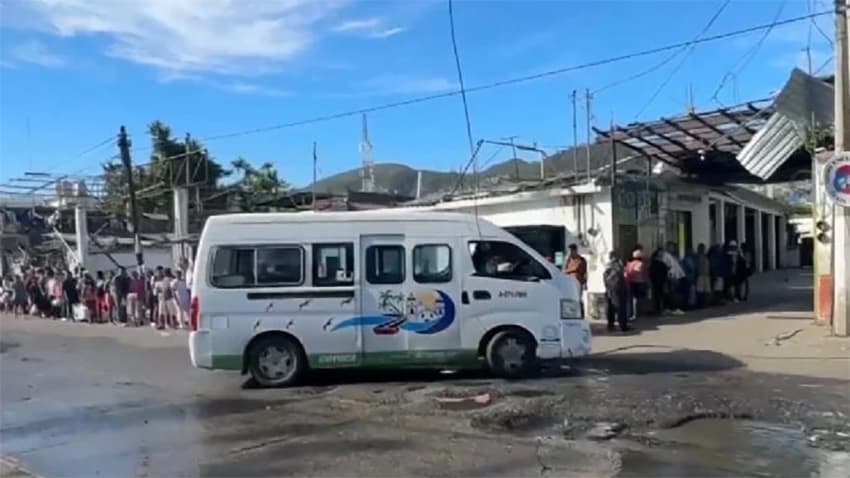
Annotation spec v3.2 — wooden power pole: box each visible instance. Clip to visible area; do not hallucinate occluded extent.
[118,126,143,270]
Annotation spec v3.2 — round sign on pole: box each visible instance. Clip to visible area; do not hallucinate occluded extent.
[823,153,850,208]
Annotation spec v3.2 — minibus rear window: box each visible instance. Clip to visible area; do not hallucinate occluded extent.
[211,248,255,288]
[210,246,303,288]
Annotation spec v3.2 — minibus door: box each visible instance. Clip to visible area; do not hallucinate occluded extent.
[359,235,409,364]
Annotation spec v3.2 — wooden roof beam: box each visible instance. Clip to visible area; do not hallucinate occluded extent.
[616,126,684,158]
[716,109,756,135]
[610,137,678,168]
[661,118,710,147]
[688,112,744,148]
[642,124,693,152]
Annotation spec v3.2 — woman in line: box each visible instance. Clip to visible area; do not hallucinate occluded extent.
[624,245,648,322]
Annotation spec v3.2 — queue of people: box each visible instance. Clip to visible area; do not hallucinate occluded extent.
[1,263,193,331]
[602,239,754,333]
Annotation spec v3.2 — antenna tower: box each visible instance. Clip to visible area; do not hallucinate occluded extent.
[359,114,376,192]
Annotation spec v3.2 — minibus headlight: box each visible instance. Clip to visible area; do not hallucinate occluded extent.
[560,298,581,319]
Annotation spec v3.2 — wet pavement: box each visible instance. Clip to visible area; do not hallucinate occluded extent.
[1,317,849,477]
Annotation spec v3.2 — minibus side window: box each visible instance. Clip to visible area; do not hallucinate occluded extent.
[211,247,255,288]
[413,244,452,283]
[257,247,303,286]
[468,241,551,282]
[365,245,405,284]
[313,243,354,286]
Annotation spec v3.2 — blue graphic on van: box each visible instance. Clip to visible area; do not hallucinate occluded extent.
[331,290,456,336]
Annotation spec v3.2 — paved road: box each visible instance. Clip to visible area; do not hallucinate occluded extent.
[1,271,849,478]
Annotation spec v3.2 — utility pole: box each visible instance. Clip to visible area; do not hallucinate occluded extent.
[610,113,619,253]
[571,90,578,178]
[585,88,593,182]
[831,0,849,335]
[535,142,544,180]
[312,142,318,212]
[503,135,520,180]
[118,126,143,271]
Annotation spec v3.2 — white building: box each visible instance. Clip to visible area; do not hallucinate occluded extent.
[406,175,791,301]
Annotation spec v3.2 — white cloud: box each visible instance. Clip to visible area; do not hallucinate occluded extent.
[214,81,293,97]
[332,17,382,32]
[16,0,352,75]
[369,27,406,39]
[6,40,66,67]
[332,16,406,39]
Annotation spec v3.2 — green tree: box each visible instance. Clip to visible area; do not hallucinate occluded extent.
[99,121,228,215]
[230,157,290,210]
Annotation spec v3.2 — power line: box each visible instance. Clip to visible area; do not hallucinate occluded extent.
[447,0,476,159]
[710,0,787,105]
[632,0,731,119]
[122,8,829,162]
[596,0,730,96]
[75,135,116,157]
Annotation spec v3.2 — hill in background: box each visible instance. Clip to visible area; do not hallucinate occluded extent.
[307,143,640,197]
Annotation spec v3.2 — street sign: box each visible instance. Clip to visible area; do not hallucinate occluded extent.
[823,153,850,208]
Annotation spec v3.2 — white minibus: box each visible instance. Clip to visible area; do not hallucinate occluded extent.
[188,211,591,387]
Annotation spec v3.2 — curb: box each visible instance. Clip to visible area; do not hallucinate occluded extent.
[0,456,41,478]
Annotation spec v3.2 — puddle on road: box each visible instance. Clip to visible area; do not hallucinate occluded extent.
[619,419,850,477]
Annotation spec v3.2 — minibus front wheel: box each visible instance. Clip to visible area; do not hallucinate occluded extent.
[485,328,537,379]
[247,333,306,387]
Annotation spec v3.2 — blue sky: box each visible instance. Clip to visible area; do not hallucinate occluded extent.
[0,0,836,187]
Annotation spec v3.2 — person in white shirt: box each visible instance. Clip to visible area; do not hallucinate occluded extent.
[171,270,190,328]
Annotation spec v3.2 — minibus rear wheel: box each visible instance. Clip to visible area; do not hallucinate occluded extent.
[485,329,537,379]
[247,334,306,387]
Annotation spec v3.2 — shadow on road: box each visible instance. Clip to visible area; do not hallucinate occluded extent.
[579,348,744,375]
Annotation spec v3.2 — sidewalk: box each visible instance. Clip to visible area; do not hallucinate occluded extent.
[591,269,850,380]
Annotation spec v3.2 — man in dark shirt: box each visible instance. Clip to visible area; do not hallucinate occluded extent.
[114,267,131,324]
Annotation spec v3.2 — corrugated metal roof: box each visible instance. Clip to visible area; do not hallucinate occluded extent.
[736,112,804,180]
[736,68,834,181]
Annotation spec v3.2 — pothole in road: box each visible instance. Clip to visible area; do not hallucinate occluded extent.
[470,404,555,433]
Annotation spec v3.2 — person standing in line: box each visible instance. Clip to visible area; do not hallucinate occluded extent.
[95,271,109,323]
[649,247,669,315]
[155,269,178,329]
[680,246,697,310]
[723,240,740,302]
[127,270,145,326]
[661,242,686,314]
[48,270,66,319]
[563,244,588,318]
[171,269,190,328]
[11,275,28,316]
[82,274,98,322]
[603,251,631,332]
[63,269,79,319]
[736,242,753,301]
[695,243,711,308]
[113,267,131,325]
[624,246,648,321]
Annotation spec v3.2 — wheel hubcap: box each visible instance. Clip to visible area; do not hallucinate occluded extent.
[498,338,527,370]
[258,346,294,380]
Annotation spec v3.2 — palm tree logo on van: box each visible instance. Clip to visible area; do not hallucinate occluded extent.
[330,289,456,336]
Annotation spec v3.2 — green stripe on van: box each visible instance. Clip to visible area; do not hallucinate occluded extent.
[211,354,243,370]
[209,350,480,371]
[309,350,479,369]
